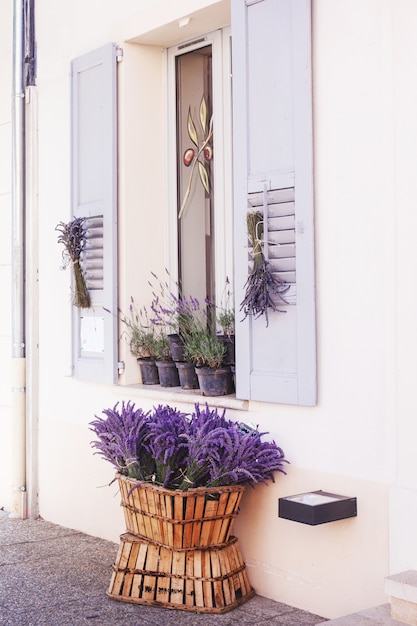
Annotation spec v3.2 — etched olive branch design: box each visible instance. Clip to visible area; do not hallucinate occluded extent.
[178,96,213,220]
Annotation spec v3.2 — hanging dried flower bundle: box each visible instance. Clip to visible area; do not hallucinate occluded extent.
[240,211,289,326]
[56,217,91,308]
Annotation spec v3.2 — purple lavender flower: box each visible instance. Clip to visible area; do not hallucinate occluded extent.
[148,270,210,337]
[89,401,288,490]
[89,401,154,480]
[177,405,230,488]
[145,405,189,487]
[205,424,288,487]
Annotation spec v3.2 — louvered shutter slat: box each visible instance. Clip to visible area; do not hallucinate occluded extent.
[269,244,295,260]
[83,215,104,291]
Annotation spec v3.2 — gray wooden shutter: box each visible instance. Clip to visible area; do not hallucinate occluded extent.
[70,43,118,383]
[232,0,316,405]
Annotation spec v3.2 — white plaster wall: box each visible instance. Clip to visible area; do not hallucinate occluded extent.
[388,0,417,574]
[30,0,417,619]
[312,0,396,483]
[0,0,13,512]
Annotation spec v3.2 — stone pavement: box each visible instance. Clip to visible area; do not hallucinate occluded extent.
[0,514,327,626]
[317,606,404,625]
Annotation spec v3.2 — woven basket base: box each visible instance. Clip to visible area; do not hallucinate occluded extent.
[117,475,245,549]
[108,533,254,613]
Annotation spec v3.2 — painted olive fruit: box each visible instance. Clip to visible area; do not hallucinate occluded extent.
[183,148,194,166]
[204,146,213,161]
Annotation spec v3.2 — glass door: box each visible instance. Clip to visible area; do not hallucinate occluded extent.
[167,28,232,319]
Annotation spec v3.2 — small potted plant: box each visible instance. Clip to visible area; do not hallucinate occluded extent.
[153,332,180,387]
[217,308,235,339]
[216,276,235,366]
[149,270,205,361]
[118,299,160,385]
[183,329,233,396]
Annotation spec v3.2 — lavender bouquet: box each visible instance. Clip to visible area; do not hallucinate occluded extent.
[56,217,91,309]
[90,401,288,490]
[240,211,289,326]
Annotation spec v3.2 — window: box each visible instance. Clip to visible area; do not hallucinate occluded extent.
[69,0,316,405]
[166,29,233,316]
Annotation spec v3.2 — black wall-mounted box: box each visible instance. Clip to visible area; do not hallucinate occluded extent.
[278,490,357,526]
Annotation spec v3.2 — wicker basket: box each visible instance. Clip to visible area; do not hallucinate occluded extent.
[108,533,254,613]
[117,474,245,549]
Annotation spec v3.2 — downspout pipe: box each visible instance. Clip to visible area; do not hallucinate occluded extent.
[11,0,27,519]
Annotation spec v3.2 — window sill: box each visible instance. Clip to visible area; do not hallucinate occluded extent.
[115,383,249,412]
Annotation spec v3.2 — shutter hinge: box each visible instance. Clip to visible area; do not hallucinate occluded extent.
[118,361,125,374]
[116,48,123,63]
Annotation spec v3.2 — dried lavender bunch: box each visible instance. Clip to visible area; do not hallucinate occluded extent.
[206,423,288,487]
[89,401,154,480]
[56,217,91,308]
[179,404,288,489]
[178,404,231,489]
[90,401,288,490]
[145,405,189,487]
[240,211,289,326]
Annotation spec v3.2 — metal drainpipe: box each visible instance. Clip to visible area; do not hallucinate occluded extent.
[11,0,27,519]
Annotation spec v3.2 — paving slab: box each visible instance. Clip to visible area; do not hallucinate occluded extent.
[316,604,405,626]
[0,515,326,626]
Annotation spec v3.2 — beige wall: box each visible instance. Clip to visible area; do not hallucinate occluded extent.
[235,468,389,618]
[117,42,166,384]
[3,0,417,619]
[0,0,13,511]
[388,0,417,574]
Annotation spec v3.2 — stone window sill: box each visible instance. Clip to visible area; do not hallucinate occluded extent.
[115,383,248,412]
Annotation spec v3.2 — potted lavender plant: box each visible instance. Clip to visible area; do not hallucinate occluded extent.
[183,330,234,396]
[116,299,160,385]
[153,333,180,387]
[216,277,236,366]
[149,270,205,362]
